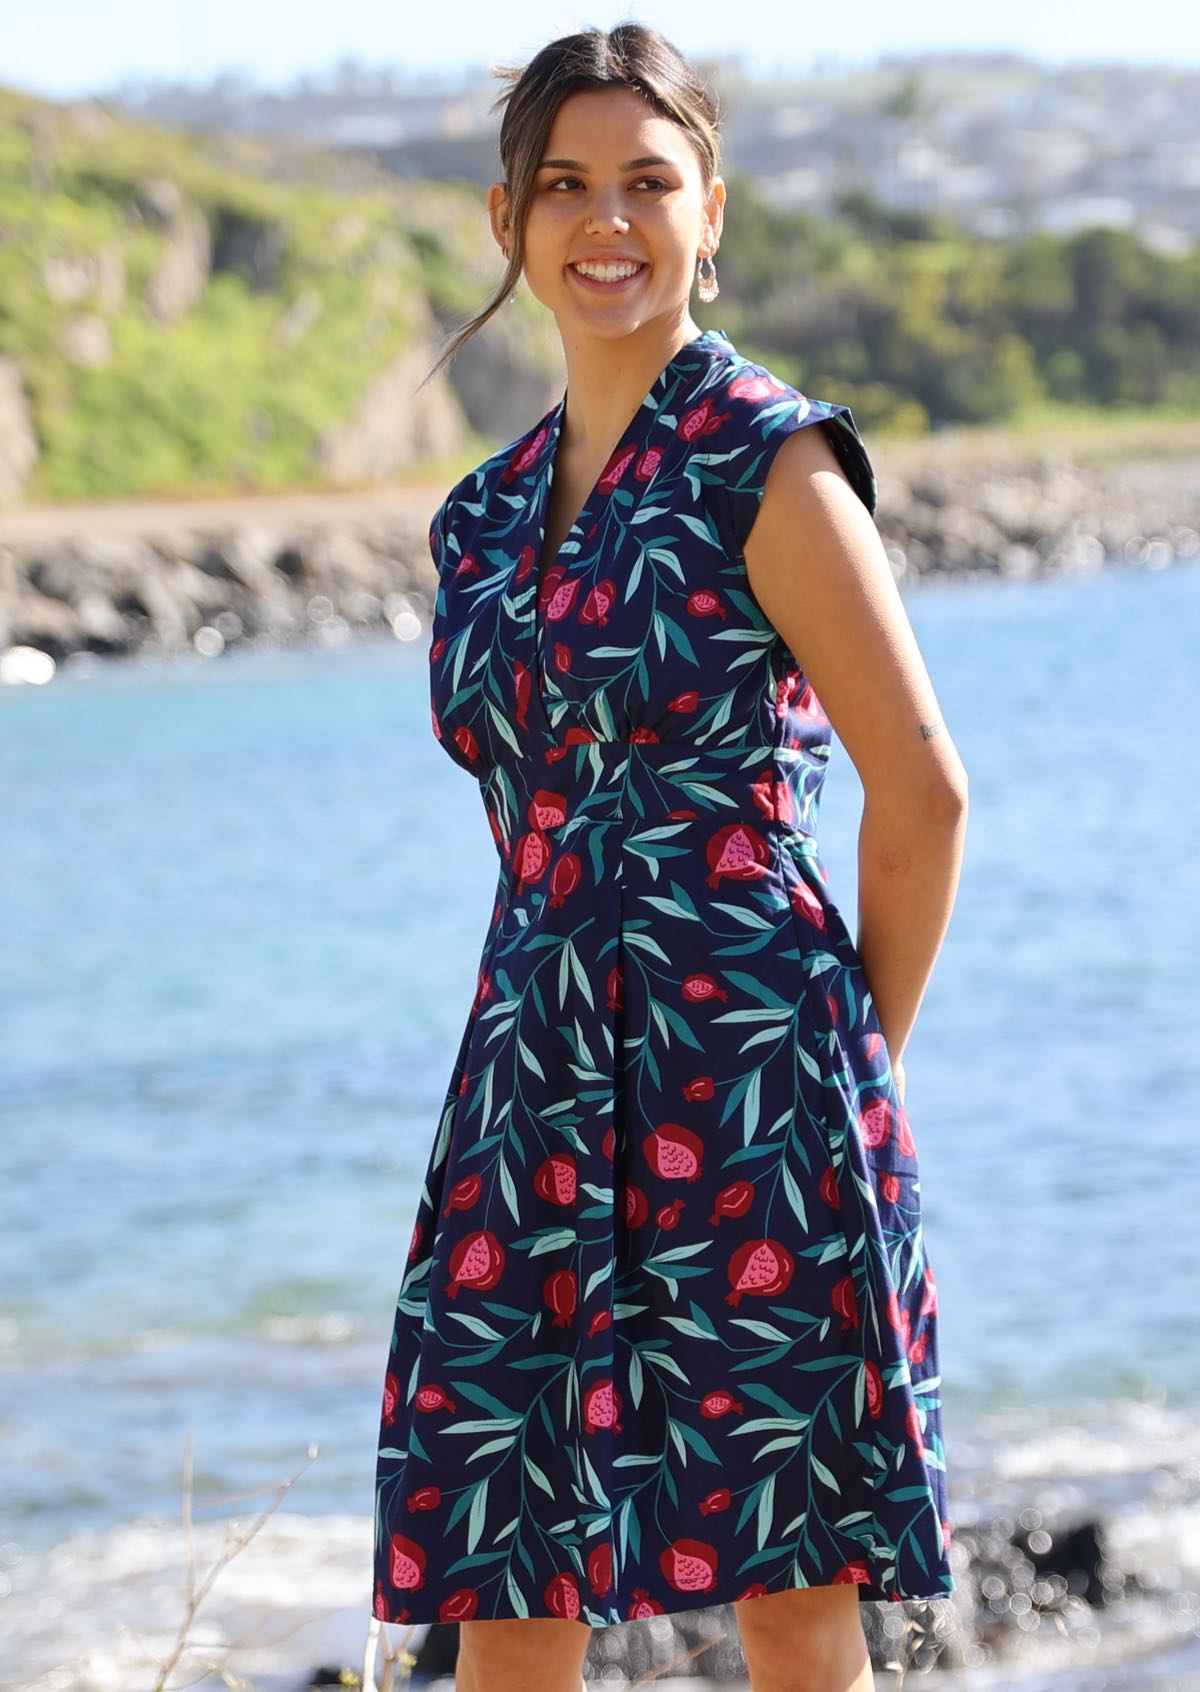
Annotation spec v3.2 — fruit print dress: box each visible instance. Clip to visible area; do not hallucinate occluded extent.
[373,325,955,1630]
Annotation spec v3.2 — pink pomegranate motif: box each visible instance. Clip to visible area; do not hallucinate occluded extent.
[634,445,663,481]
[858,1097,895,1150]
[543,1268,577,1328]
[502,425,551,482]
[598,442,639,492]
[725,1238,795,1306]
[705,822,770,888]
[668,689,700,713]
[727,371,789,402]
[553,640,573,673]
[832,1560,872,1586]
[659,1536,718,1592]
[710,1180,755,1226]
[790,877,828,931]
[528,789,567,831]
[699,1488,731,1515]
[675,397,730,444]
[453,725,479,765]
[381,1370,400,1426]
[685,587,727,620]
[656,1198,685,1229]
[533,1152,577,1206]
[700,1390,744,1419]
[389,1532,427,1590]
[415,1383,456,1413]
[579,578,617,626]
[623,1182,649,1227]
[643,1121,704,1182]
[446,1229,505,1298]
[406,1485,440,1511]
[514,829,552,894]
[440,1587,479,1621]
[831,1274,861,1330]
[549,852,582,907]
[819,1166,841,1210]
[683,1075,714,1101]
[442,1172,482,1220]
[906,1402,926,1459]
[607,966,624,1010]
[545,575,582,623]
[588,1543,613,1596]
[943,1519,953,1553]
[627,1588,664,1618]
[682,972,728,1003]
[583,1379,623,1434]
[863,1360,884,1420]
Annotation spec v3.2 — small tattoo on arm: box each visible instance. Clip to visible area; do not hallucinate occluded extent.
[919,722,941,740]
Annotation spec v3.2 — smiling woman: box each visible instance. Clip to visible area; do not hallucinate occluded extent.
[376,23,967,1688]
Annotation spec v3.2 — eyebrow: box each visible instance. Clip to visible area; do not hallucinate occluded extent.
[536,155,675,171]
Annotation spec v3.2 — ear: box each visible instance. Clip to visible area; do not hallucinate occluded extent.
[486,182,512,256]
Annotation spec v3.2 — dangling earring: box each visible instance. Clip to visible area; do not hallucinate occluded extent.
[696,249,719,303]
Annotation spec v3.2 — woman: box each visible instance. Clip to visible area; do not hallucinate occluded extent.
[374,25,968,1692]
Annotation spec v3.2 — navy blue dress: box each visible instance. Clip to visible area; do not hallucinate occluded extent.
[373,326,955,1628]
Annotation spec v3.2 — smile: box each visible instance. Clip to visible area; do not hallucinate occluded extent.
[569,261,647,289]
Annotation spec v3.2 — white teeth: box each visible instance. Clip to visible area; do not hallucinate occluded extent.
[572,262,643,282]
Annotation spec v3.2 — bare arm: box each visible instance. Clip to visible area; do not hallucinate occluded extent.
[743,423,969,1068]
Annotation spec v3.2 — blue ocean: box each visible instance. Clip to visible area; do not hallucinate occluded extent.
[2,556,1198,1690]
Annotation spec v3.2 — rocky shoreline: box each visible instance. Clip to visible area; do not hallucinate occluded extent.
[2,446,1198,680]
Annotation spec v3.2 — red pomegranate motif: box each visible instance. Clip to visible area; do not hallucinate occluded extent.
[790,877,827,930]
[675,397,730,444]
[644,1121,704,1182]
[588,1543,613,1596]
[819,1165,841,1210]
[656,1198,685,1229]
[735,1583,770,1601]
[406,1485,441,1511]
[700,1390,744,1419]
[685,587,726,620]
[579,579,618,626]
[659,1536,718,1592]
[514,542,537,584]
[921,1264,939,1317]
[549,852,582,907]
[896,1105,917,1158]
[601,1125,615,1160]
[832,1560,872,1586]
[446,1229,505,1298]
[683,1076,714,1101]
[389,1532,427,1590]
[630,726,660,743]
[443,1172,483,1220]
[453,725,480,765]
[795,681,826,721]
[863,1360,884,1420]
[470,968,493,1014]
[725,1238,795,1306]
[583,1379,623,1434]
[414,1383,456,1413]
[514,829,552,894]
[514,659,532,729]
[699,1488,731,1515]
[667,808,700,821]
[885,1290,903,1331]
[623,1182,649,1228]
[407,1218,423,1262]
[943,1519,953,1553]
[553,641,573,673]
[533,1153,577,1207]
[668,690,700,713]
[430,635,446,663]
[897,1304,912,1353]
[528,789,567,830]
[831,1274,861,1330]
[503,426,551,483]
[682,973,728,1004]
[880,1171,901,1207]
[454,552,480,578]
[430,703,442,743]
[906,1402,926,1458]
[728,372,789,403]
[628,1588,664,1618]
[587,1309,612,1338]
[774,670,802,717]
[709,1180,754,1225]
[381,1370,400,1426]
[705,822,770,888]
[544,1268,577,1328]
[440,1588,480,1621]
[607,966,624,1010]
[545,575,582,624]
[909,1330,929,1365]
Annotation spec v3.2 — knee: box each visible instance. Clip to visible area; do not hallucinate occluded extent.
[456,1616,591,1692]
[735,1587,869,1690]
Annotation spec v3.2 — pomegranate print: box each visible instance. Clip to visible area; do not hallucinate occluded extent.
[725,1238,796,1306]
[375,326,954,1629]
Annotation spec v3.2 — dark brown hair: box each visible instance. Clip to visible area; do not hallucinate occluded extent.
[421,24,722,389]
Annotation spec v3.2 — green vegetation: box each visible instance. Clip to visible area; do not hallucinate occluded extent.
[1,82,1198,505]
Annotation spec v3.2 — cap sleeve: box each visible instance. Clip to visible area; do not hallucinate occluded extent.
[427,491,461,589]
[710,384,877,561]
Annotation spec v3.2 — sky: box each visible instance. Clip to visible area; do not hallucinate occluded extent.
[3,0,1199,100]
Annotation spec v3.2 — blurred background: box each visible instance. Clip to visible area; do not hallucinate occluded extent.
[1,4,1199,1690]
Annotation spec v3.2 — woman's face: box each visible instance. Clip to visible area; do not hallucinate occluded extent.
[496,84,724,343]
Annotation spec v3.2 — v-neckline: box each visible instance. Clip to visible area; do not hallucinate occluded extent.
[532,327,728,621]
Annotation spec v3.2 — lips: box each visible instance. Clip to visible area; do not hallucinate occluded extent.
[568,261,648,289]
